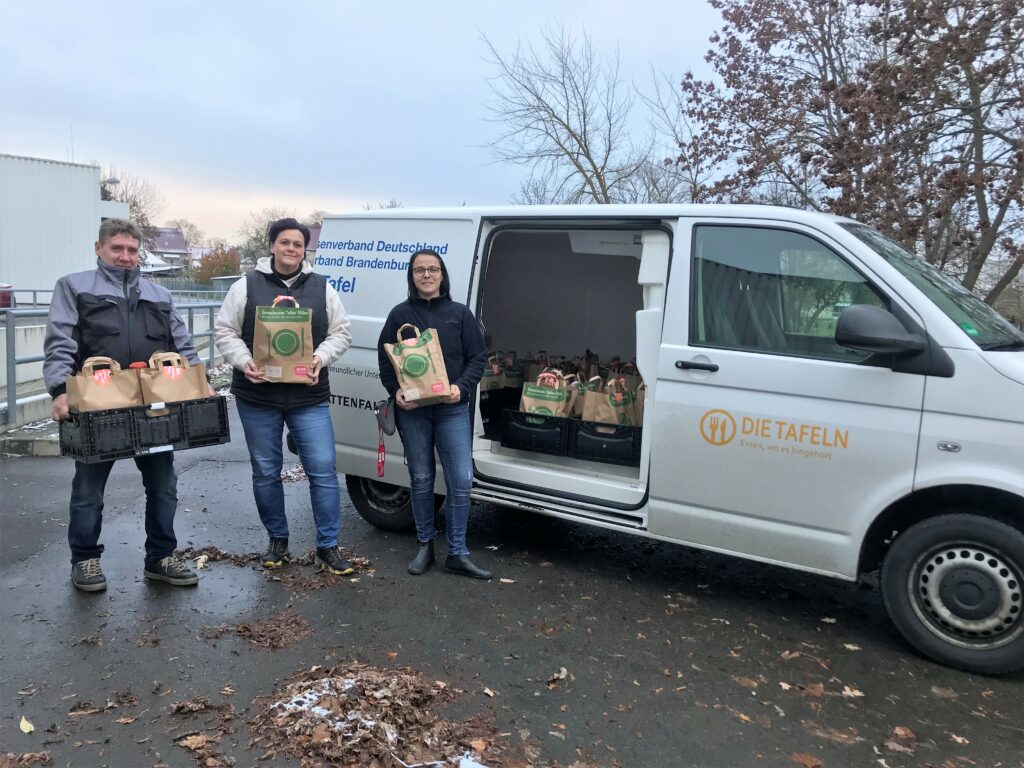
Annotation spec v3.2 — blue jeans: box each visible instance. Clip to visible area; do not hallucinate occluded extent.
[396,402,473,556]
[69,452,177,568]
[235,398,341,549]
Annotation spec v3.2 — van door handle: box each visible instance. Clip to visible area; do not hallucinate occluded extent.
[676,360,719,372]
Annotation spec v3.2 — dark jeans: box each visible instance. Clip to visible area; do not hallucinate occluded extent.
[235,398,341,549]
[69,452,178,567]
[396,402,473,556]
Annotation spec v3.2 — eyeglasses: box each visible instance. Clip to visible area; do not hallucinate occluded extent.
[412,266,442,276]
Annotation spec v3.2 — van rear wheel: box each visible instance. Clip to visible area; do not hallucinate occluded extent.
[346,475,415,532]
[881,513,1024,675]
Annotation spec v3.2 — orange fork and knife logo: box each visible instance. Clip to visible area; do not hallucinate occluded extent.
[700,409,737,446]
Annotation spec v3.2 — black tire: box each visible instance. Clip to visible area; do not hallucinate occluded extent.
[881,513,1024,675]
[346,475,415,532]
[344,475,444,533]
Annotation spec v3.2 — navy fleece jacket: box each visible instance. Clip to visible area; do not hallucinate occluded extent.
[377,295,487,404]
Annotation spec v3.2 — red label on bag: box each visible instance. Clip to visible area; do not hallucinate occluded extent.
[430,382,446,393]
[614,392,623,402]
[402,338,417,346]
[161,367,184,380]
[92,370,111,385]
[294,365,309,376]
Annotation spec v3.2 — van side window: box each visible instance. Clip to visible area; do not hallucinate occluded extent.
[691,225,887,362]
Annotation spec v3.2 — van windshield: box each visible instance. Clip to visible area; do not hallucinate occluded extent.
[840,223,1024,350]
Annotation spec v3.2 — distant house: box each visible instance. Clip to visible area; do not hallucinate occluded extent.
[188,246,211,268]
[138,249,183,275]
[148,227,189,267]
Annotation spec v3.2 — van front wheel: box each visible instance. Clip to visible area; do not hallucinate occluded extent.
[345,475,415,532]
[881,513,1024,675]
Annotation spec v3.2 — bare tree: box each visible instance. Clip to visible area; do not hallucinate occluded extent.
[103,168,165,236]
[484,27,651,204]
[361,198,404,210]
[306,210,329,226]
[164,218,204,249]
[677,0,1024,302]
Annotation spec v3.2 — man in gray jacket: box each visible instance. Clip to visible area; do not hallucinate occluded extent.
[45,219,203,592]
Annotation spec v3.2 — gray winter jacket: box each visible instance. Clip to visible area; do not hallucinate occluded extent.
[43,260,200,398]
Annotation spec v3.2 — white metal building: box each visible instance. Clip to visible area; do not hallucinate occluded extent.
[0,153,129,299]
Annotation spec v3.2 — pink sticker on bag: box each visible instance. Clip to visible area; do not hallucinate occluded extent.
[294,365,309,376]
[430,382,446,393]
[402,338,417,346]
[92,369,111,385]
[162,367,183,380]
[614,392,623,402]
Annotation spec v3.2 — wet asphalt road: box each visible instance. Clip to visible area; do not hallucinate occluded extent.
[1,401,1023,767]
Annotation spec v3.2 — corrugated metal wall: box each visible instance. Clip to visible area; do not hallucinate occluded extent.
[0,153,106,294]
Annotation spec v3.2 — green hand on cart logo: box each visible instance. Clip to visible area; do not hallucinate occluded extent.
[271,329,300,356]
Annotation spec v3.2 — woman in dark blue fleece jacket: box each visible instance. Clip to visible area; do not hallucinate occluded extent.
[377,248,492,579]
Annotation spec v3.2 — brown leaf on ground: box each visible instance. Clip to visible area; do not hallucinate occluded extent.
[931,685,959,700]
[170,696,221,715]
[136,628,160,648]
[885,739,915,755]
[177,734,209,751]
[892,725,916,740]
[802,720,865,744]
[113,690,139,707]
[790,753,823,768]
[204,608,313,652]
[733,676,759,689]
[0,755,52,768]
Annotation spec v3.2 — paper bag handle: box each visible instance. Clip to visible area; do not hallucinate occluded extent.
[80,356,122,375]
[271,295,300,307]
[395,323,422,343]
[149,351,189,369]
[535,369,565,388]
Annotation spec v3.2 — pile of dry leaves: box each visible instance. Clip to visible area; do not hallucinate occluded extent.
[249,662,507,767]
[205,608,313,652]
[0,755,51,767]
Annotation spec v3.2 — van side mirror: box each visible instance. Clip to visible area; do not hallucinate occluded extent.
[836,305,927,356]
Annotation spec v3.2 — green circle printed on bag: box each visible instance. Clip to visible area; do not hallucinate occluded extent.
[271,329,300,356]
[402,354,429,377]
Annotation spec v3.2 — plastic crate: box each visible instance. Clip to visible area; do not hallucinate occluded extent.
[500,410,569,456]
[480,388,522,439]
[60,397,230,464]
[568,420,642,467]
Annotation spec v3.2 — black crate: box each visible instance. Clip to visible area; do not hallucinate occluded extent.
[568,420,642,467]
[480,388,522,439]
[500,410,569,456]
[60,397,230,463]
[59,409,139,463]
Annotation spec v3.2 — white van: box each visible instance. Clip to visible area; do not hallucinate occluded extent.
[313,204,1024,675]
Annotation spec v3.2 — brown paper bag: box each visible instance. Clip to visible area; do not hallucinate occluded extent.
[138,352,209,406]
[519,370,570,417]
[582,377,635,426]
[386,323,451,404]
[562,374,581,418]
[632,382,646,425]
[253,296,316,383]
[616,362,643,391]
[66,356,143,413]
[481,354,504,392]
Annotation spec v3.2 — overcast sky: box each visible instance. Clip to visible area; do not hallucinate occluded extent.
[1,1,722,241]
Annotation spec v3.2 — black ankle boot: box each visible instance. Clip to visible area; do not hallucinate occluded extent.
[408,541,435,575]
[444,554,492,580]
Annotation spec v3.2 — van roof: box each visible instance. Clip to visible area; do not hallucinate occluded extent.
[324,204,852,225]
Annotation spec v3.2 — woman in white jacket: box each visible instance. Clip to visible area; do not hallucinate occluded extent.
[214,218,353,575]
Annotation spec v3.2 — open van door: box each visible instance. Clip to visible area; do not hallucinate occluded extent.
[470,220,671,528]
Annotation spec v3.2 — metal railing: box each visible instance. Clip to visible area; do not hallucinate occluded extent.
[1,302,223,425]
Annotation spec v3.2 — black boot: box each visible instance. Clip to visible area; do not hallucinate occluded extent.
[444,554,492,580]
[408,541,435,575]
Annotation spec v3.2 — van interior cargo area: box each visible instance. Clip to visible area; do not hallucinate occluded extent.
[476,228,646,481]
